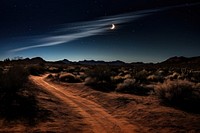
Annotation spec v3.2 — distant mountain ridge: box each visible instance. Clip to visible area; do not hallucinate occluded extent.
[1,56,200,66]
[54,56,200,65]
[77,60,125,65]
[162,56,200,64]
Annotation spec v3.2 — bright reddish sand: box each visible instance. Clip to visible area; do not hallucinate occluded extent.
[0,74,199,132]
[31,75,137,133]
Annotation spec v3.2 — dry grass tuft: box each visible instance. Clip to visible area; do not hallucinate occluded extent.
[116,78,151,95]
[85,66,115,92]
[59,73,81,83]
[155,79,200,113]
[0,65,42,123]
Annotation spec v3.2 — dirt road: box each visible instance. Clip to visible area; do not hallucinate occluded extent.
[30,75,137,133]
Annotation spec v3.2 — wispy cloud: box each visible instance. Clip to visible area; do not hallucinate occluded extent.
[9,2,200,52]
[9,8,160,53]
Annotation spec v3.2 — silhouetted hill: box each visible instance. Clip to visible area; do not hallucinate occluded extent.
[2,56,200,68]
[78,60,125,65]
[50,59,72,65]
[30,57,45,64]
[62,59,71,64]
[1,57,46,65]
[162,56,200,64]
[158,56,200,69]
[162,56,188,64]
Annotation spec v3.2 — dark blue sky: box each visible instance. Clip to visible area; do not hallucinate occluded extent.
[0,0,200,63]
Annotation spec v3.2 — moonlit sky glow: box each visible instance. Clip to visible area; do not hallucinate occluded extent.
[0,0,200,63]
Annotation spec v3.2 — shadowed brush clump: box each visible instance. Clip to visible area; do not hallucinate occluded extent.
[116,78,151,96]
[0,65,28,94]
[155,79,200,113]
[59,73,82,83]
[85,66,116,92]
[0,66,42,123]
[28,65,46,76]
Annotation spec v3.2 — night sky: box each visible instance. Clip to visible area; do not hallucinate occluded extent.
[0,0,200,63]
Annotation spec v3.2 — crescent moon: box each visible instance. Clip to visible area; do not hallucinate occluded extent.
[110,24,115,30]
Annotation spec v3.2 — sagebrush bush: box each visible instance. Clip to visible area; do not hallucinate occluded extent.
[156,79,200,113]
[135,69,149,83]
[116,78,136,91]
[0,67,3,84]
[0,65,28,94]
[0,67,3,73]
[85,66,112,82]
[165,72,180,80]
[28,65,45,76]
[116,78,151,95]
[46,74,55,80]
[85,77,97,85]
[188,71,200,83]
[147,74,163,83]
[47,67,61,73]
[0,65,41,121]
[59,73,81,83]
[112,75,124,84]
[85,66,115,92]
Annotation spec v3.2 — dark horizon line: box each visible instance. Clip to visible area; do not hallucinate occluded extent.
[1,55,200,64]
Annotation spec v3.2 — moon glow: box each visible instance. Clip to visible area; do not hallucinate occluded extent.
[110,24,115,30]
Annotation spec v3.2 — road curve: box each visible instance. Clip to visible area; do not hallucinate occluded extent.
[30,75,137,133]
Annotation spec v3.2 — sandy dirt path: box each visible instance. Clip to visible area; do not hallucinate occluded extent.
[30,75,137,133]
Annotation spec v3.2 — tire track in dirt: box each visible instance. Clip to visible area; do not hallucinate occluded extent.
[30,75,137,133]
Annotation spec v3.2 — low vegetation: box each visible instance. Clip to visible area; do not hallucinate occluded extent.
[155,79,200,113]
[1,57,200,132]
[2,58,200,115]
[28,65,46,76]
[0,65,44,123]
[0,65,28,96]
[59,73,82,83]
[85,66,116,92]
[115,78,151,95]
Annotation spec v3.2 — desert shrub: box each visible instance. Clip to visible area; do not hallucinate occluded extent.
[147,74,163,83]
[86,66,112,82]
[189,71,200,83]
[0,65,28,94]
[116,78,151,95]
[0,67,3,82]
[124,74,132,79]
[112,75,124,84]
[0,67,3,73]
[59,73,81,83]
[67,66,76,73]
[85,77,97,85]
[85,66,115,92]
[46,74,55,81]
[0,66,41,122]
[47,67,61,73]
[165,72,180,80]
[135,69,149,83]
[28,65,45,76]
[156,80,200,113]
[0,89,38,121]
[116,78,136,91]
[78,72,87,81]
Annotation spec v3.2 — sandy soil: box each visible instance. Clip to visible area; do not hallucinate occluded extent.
[31,74,200,133]
[30,75,137,133]
[1,74,199,132]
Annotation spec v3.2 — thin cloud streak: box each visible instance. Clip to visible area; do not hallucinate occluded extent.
[9,2,200,52]
[10,41,65,52]
[10,13,146,52]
